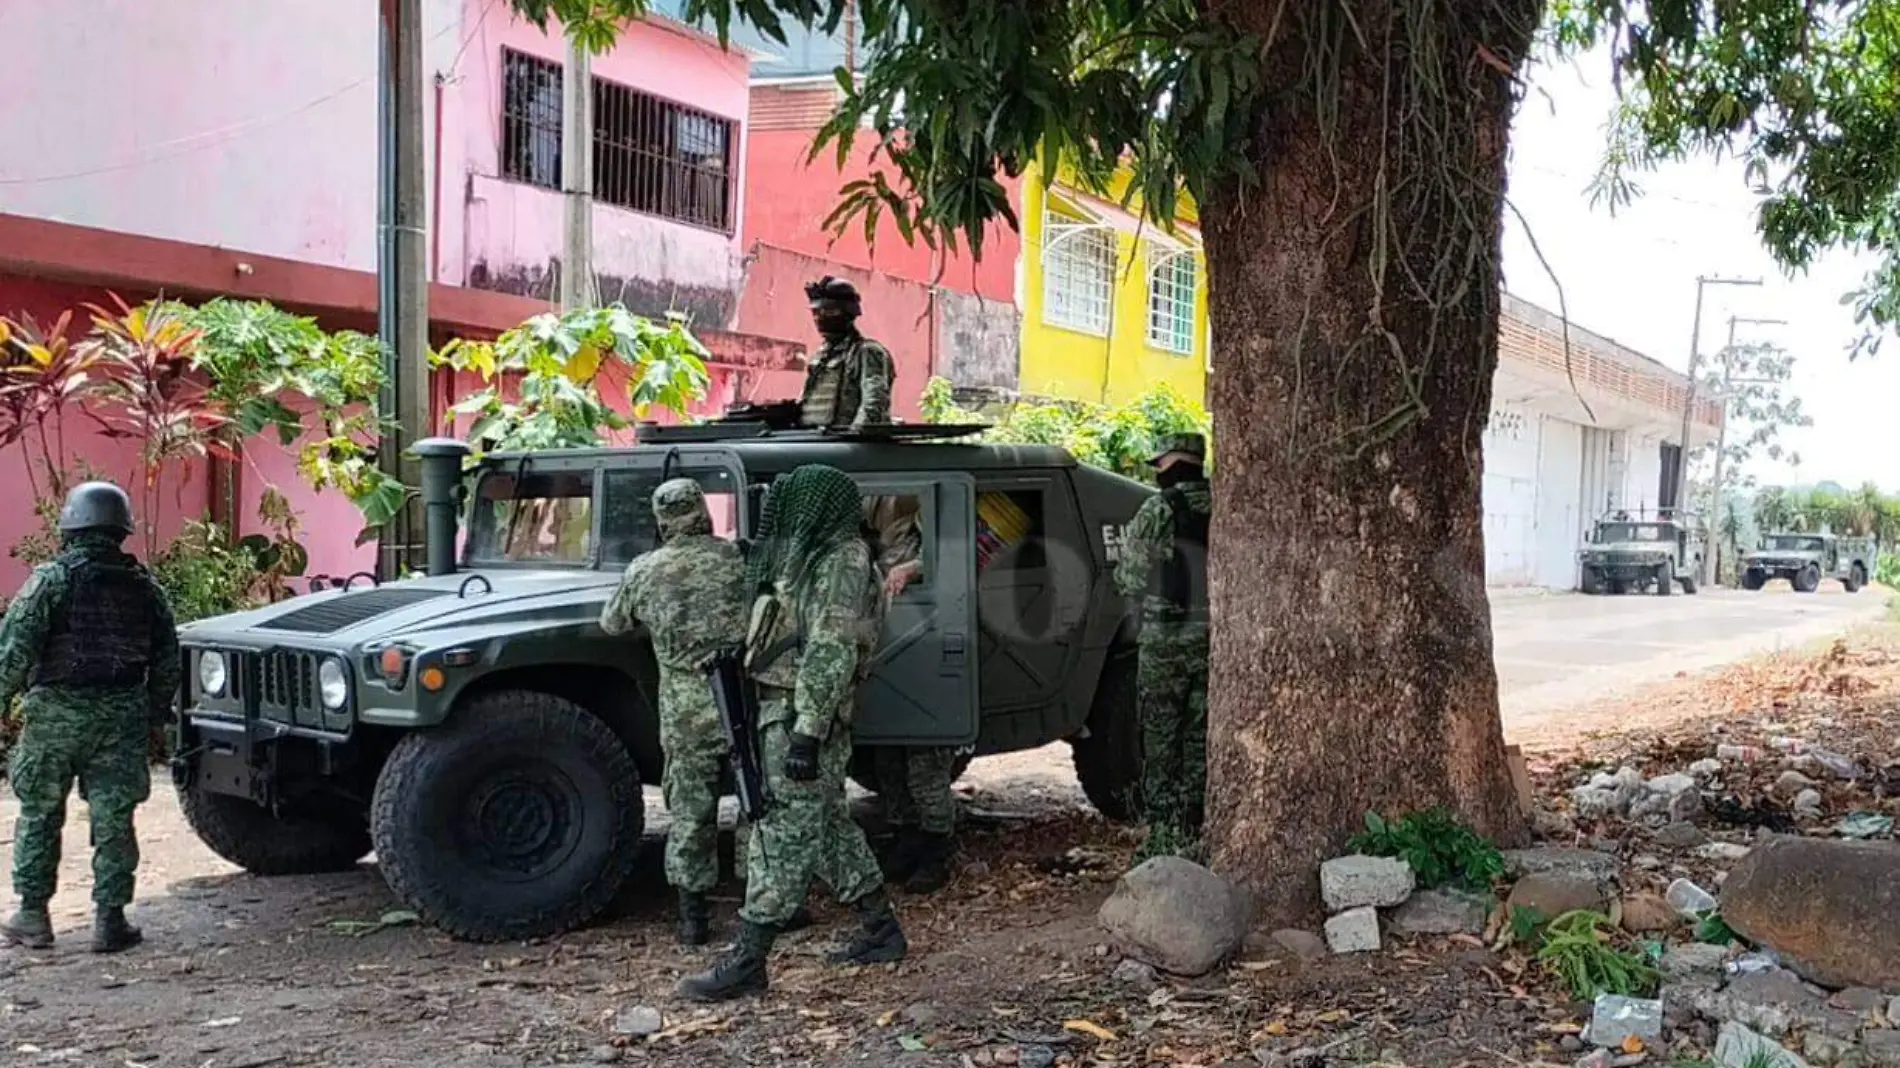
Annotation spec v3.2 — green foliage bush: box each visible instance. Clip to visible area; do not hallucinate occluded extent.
[918,376,1210,482]
[1345,807,1505,891]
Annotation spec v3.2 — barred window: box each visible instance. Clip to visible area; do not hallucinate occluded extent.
[501,49,563,188]
[1041,214,1115,336]
[497,49,738,232]
[593,76,736,232]
[1146,247,1197,355]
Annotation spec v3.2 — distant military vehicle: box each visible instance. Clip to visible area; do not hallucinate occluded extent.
[1739,532,1876,593]
[1576,511,1704,596]
[168,423,1155,942]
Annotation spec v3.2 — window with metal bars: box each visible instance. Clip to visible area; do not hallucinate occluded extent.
[501,49,563,188]
[593,75,736,232]
[1041,209,1115,337]
[1145,245,1198,355]
[497,49,738,233]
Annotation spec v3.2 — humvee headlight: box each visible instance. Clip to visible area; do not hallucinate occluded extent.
[318,657,349,710]
[198,651,228,697]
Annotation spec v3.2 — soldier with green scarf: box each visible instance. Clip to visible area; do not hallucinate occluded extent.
[679,465,906,1001]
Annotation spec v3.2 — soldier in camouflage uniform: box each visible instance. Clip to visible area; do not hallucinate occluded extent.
[679,464,907,1001]
[862,495,959,893]
[1,482,179,953]
[1113,434,1212,862]
[599,478,747,946]
[799,277,895,429]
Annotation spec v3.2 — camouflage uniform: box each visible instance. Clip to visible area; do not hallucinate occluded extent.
[680,465,907,1002]
[3,483,179,954]
[1113,434,1212,862]
[599,478,746,944]
[799,276,894,429]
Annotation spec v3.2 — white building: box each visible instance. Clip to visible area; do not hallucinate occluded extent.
[1482,294,1722,589]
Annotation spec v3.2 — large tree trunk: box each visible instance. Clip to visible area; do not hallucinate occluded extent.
[1200,1,1542,923]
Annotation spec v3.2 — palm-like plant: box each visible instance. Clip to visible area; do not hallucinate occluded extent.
[0,309,103,500]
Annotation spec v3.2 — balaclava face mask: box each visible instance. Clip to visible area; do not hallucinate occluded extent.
[1155,462,1205,490]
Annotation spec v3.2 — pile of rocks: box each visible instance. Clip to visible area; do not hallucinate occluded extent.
[1318,855,1418,953]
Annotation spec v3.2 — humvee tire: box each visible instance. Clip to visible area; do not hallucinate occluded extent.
[1680,574,1699,595]
[1741,569,1766,591]
[1579,567,1605,595]
[178,782,371,875]
[1653,563,1673,596]
[1794,564,1822,593]
[1071,649,1143,822]
[1845,563,1867,593]
[370,689,643,942]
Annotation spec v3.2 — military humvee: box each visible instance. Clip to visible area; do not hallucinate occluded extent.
[1739,532,1876,593]
[169,423,1154,942]
[1576,512,1704,596]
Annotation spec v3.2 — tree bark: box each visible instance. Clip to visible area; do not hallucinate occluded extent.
[1200,0,1542,924]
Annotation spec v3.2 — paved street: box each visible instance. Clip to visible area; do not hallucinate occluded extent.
[1491,584,1888,721]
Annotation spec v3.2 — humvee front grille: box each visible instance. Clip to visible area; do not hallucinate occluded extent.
[233,650,324,728]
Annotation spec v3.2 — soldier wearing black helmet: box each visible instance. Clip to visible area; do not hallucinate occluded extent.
[799,276,895,429]
[0,481,179,953]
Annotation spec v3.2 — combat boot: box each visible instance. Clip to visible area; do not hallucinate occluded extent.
[677,891,712,947]
[91,907,142,954]
[902,832,955,895]
[879,828,922,885]
[825,889,908,966]
[677,920,776,1002]
[1,904,53,949]
[781,905,814,933]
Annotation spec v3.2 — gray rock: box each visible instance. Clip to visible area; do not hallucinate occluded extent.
[1799,1031,1859,1066]
[1720,835,1900,990]
[1660,942,1730,979]
[1698,841,1754,863]
[1269,929,1327,962]
[1020,1044,1057,1068]
[1319,855,1416,911]
[1584,994,1663,1050]
[1714,1022,1810,1068]
[1560,1034,1585,1053]
[1098,856,1249,976]
[1775,770,1818,797]
[1323,906,1381,954]
[1574,786,1626,820]
[1507,873,1609,921]
[1639,773,1705,822]
[1110,959,1158,991]
[1503,847,1621,886]
[902,1003,945,1027]
[588,1046,622,1064]
[1890,994,1900,1025]
[1720,969,1837,1038]
[612,1007,663,1037]
[1827,987,1888,1015]
[1388,888,1493,937]
[1655,821,1709,849]
[1793,789,1825,820]
[1864,1030,1900,1067]
[1689,758,1724,781]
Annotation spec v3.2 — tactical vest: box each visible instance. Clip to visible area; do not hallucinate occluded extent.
[31,552,160,689]
[799,337,863,428]
[1152,486,1210,622]
[746,541,884,693]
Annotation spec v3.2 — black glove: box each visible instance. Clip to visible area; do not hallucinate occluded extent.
[784,732,821,782]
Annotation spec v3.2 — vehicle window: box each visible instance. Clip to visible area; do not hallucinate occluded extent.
[1766,535,1825,552]
[866,493,929,594]
[467,469,594,564]
[598,467,741,567]
[976,490,1044,571]
[1599,523,1665,542]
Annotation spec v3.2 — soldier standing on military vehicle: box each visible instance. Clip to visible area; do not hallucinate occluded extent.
[862,493,959,894]
[1113,434,1212,862]
[599,478,748,947]
[1,482,179,953]
[680,464,907,1001]
[799,276,895,429]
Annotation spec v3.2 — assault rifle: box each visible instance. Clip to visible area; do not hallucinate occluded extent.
[705,645,768,822]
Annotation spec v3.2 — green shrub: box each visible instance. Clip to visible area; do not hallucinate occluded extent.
[1535,910,1661,999]
[1345,807,1506,890]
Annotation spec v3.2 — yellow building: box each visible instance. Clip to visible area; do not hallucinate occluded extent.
[1015,162,1210,405]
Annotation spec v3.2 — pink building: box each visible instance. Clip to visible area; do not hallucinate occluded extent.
[0,0,804,587]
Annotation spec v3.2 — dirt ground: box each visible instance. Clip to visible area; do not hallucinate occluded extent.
[3,623,1897,1068]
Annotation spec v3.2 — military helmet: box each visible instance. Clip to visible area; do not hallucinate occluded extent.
[57,481,136,537]
[651,477,707,522]
[1147,432,1207,466]
[805,275,862,316]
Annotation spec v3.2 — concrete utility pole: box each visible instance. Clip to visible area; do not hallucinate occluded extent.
[376,0,432,579]
[1674,275,1762,522]
[559,33,595,310]
[1703,314,1788,586]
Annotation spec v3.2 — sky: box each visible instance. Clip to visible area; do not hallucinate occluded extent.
[1499,50,1894,492]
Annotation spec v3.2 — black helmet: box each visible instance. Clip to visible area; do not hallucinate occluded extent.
[804,276,862,317]
[56,481,135,537]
